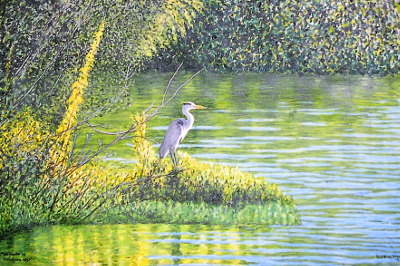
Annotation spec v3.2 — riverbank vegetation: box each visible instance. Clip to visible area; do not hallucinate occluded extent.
[1,0,399,236]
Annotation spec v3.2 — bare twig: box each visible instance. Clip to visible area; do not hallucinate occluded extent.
[162,61,183,105]
[164,67,204,106]
[71,123,136,171]
[82,122,158,143]
[83,122,127,136]
[143,66,205,122]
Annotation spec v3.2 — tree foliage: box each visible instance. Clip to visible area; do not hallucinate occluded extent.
[153,0,400,75]
[1,0,203,124]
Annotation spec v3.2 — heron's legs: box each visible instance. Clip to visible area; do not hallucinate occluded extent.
[170,152,179,168]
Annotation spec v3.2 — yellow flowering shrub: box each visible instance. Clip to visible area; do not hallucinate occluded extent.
[131,113,158,175]
[0,110,48,169]
[52,21,106,168]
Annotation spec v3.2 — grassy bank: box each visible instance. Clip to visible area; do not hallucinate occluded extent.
[88,147,301,226]
[92,201,300,226]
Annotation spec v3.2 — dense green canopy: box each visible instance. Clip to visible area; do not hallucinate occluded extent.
[153,0,400,75]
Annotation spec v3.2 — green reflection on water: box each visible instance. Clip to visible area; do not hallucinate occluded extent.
[0,224,273,265]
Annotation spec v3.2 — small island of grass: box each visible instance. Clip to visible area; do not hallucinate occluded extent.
[88,115,301,226]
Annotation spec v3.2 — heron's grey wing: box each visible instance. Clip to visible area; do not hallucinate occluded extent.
[159,118,185,159]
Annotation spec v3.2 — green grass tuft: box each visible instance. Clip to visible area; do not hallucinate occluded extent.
[91,200,301,226]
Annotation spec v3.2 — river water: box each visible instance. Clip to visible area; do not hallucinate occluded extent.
[1,73,399,265]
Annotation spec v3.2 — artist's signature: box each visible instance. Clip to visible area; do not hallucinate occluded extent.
[0,251,32,262]
[376,254,400,260]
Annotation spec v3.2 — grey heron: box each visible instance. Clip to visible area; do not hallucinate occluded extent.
[159,102,206,165]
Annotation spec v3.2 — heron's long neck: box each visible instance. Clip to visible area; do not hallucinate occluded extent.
[183,108,194,129]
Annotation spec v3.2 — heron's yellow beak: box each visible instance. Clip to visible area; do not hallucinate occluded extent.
[195,104,207,109]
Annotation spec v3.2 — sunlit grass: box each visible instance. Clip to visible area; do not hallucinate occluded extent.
[92,200,300,226]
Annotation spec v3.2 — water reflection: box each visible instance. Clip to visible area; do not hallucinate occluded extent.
[0,224,276,265]
[0,221,395,265]
[1,73,400,265]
